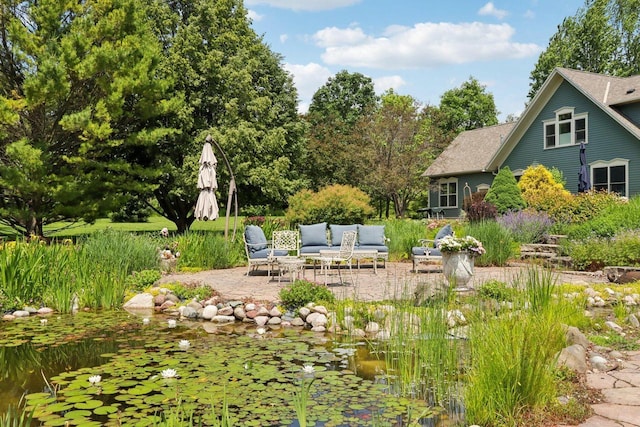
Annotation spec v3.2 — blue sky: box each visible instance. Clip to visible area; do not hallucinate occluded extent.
[245,0,586,120]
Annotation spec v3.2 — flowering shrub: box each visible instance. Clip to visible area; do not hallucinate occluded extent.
[497,209,553,243]
[438,235,486,257]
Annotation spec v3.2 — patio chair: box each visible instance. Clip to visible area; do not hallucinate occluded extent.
[270,230,300,279]
[243,225,288,275]
[411,224,453,272]
[313,230,357,286]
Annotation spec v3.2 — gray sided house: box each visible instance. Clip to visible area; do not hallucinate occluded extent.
[423,67,640,218]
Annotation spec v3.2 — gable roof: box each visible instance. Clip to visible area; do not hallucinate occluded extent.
[486,67,640,169]
[422,122,515,178]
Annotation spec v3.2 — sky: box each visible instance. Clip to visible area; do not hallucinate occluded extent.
[245,0,587,120]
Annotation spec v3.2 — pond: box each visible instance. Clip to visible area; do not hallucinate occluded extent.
[0,311,463,426]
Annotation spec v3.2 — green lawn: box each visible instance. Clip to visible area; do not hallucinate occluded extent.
[1,215,241,238]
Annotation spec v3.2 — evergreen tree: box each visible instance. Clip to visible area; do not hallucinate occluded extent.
[0,0,178,236]
[484,166,526,214]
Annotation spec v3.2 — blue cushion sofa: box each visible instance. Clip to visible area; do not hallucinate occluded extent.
[298,222,389,265]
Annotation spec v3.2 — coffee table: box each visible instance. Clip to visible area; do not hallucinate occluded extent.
[275,256,306,283]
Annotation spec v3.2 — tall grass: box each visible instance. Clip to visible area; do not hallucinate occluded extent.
[465,268,567,426]
[382,219,430,261]
[176,232,244,270]
[464,220,514,267]
[77,229,159,275]
[364,284,460,406]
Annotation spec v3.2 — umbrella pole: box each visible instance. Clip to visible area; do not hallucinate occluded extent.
[206,135,238,242]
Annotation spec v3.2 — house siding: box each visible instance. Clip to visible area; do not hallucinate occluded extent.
[502,81,640,196]
[617,103,640,125]
[429,172,495,218]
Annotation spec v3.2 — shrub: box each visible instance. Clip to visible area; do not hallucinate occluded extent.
[279,279,335,311]
[109,198,151,223]
[125,269,162,291]
[497,209,554,243]
[285,184,374,225]
[477,280,515,301]
[518,164,571,213]
[464,192,497,222]
[567,229,640,271]
[464,220,514,267]
[484,166,526,214]
[564,195,639,239]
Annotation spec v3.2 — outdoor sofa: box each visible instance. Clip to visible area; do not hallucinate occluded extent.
[298,222,389,267]
[411,224,453,272]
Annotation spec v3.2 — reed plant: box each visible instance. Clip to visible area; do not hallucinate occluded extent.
[465,268,568,426]
[0,397,34,427]
[0,240,49,310]
[77,229,159,275]
[464,220,514,266]
[175,232,243,270]
[371,291,460,406]
[381,219,428,261]
[78,265,129,310]
[42,246,77,313]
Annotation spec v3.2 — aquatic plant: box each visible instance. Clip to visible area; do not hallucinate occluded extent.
[292,365,315,427]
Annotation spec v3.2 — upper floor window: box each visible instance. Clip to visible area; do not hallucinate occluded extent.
[438,178,458,208]
[591,158,628,197]
[543,107,587,149]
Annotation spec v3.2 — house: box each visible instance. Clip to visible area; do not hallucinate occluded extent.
[422,67,640,218]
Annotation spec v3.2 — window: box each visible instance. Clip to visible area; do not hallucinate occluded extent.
[439,178,458,207]
[476,183,490,193]
[543,108,588,148]
[591,159,628,197]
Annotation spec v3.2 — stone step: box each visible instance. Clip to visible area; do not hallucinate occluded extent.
[521,251,557,259]
[520,243,561,253]
[604,266,640,283]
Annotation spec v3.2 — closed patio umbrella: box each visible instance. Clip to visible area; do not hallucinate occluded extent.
[578,142,591,192]
[194,142,219,220]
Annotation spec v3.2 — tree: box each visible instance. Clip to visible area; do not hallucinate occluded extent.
[438,77,499,134]
[144,0,306,232]
[0,0,178,237]
[484,166,526,214]
[304,71,378,189]
[360,91,431,218]
[528,0,640,99]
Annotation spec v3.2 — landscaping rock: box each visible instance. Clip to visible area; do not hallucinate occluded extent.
[566,325,590,348]
[298,307,311,320]
[255,316,269,326]
[3,314,16,321]
[124,293,154,310]
[12,310,30,317]
[180,306,198,319]
[234,306,246,320]
[269,307,281,317]
[605,321,624,334]
[37,307,54,315]
[217,306,233,316]
[629,314,640,328]
[211,315,235,323]
[201,305,218,320]
[365,321,380,334]
[311,305,328,315]
[153,294,166,305]
[267,317,282,325]
[306,312,327,328]
[558,344,588,374]
[291,318,305,327]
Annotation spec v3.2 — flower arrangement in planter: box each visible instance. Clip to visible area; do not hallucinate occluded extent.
[438,235,486,257]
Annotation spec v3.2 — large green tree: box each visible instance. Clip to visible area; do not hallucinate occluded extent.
[360,91,431,218]
[529,0,640,98]
[438,76,499,134]
[0,0,178,236]
[145,0,306,232]
[304,70,378,189]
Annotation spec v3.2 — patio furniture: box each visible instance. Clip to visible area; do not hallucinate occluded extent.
[411,224,453,272]
[276,256,306,283]
[269,230,300,278]
[311,230,357,286]
[243,225,288,275]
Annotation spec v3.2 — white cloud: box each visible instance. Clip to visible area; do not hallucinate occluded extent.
[245,0,361,12]
[246,9,263,22]
[313,27,370,48]
[315,22,541,69]
[283,62,333,113]
[373,75,406,94]
[524,9,535,19]
[279,34,288,43]
[478,2,509,20]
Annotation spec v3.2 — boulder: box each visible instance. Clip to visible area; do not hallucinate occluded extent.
[557,344,587,374]
[124,293,154,310]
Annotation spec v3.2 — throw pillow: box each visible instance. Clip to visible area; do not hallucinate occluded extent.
[299,222,328,247]
[358,225,385,245]
[244,225,268,252]
[434,224,454,247]
[329,224,358,246]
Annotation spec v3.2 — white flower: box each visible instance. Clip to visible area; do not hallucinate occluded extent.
[302,365,315,375]
[178,339,190,350]
[142,318,150,325]
[40,318,48,325]
[167,319,177,328]
[161,368,177,379]
[256,327,266,335]
[88,375,101,385]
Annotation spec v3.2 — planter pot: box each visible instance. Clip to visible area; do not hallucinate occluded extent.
[442,251,474,289]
